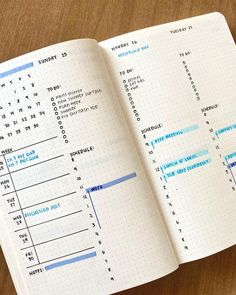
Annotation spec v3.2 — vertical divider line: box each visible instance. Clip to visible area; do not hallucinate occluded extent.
[225,158,236,185]
[3,154,40,264]
[87,191,101,229]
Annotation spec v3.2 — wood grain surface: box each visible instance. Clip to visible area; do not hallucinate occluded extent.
[0,1,235,294]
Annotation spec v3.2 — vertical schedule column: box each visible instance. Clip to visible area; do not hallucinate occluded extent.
[0,151,39,268]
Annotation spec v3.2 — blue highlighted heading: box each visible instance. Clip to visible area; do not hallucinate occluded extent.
[150,124,199,147]
[160,149,209,171]
[215,123,236,136]
[86,172,137,193]
[0,62,34,78]
[118,45,149,58]
[45,251,97,271]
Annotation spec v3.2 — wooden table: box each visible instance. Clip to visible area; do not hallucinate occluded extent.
[0,1,235,294]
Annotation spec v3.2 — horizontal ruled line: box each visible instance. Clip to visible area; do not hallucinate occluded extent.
[0,136,58,157]
[21,228,89,250]
[26,246,95,269]
[9,191,76,214]
[3,173,70,196]
[15,210,82,232]
[1,154,64,178]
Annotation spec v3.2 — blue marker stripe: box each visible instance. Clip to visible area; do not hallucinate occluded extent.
[227,161,236,169]
[45,251,97,271]
[150,124,199,147]
[163,158,211,179]
[0,62,34,78]
[86,172,137,193]
[225,152,236,161]
[160,149,209,170]
[215,123,236,136]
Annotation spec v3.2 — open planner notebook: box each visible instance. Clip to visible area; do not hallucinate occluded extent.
[0,12,235,295]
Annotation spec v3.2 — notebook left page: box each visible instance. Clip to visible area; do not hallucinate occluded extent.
[0,40,177,295]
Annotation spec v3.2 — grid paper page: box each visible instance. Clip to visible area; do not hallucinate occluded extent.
[0,40,177,294]
[100,12,236,263]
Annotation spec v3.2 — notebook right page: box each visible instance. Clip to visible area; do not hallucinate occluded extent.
[100,12,236,263]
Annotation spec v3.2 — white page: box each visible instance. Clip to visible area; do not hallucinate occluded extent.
[100,12,236,263]
[0,39,178,295]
